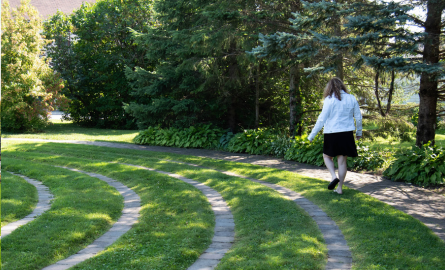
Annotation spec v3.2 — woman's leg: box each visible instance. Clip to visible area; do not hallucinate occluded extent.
[323,153,337,181]
[336,155,348,194]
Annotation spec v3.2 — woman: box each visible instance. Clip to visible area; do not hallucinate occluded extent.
[308,77,362,194]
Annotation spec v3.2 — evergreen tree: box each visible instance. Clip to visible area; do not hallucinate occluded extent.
[126,0,300,131]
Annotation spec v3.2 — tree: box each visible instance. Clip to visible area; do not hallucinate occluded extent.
[44,0,154,129]
[126,0,299,132]
[253,0,445,144]
[1,0,68,132]
[334,0,445,146]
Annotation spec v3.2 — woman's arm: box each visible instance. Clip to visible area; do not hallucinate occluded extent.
[308,99,331,142]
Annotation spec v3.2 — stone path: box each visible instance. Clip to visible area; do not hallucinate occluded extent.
[160,160,352,270]
[6,138,444,243]
[42,167,141,270]
[1,172,53,239]
[120,163,235,270]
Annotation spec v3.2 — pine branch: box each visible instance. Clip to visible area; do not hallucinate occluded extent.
[405,14,425,27]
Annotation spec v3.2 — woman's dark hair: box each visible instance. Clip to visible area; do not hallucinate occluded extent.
[323,77,348,101]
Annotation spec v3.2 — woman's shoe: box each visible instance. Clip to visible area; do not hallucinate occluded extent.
[328,178,340,190]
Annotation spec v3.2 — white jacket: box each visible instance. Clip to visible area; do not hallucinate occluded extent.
[308,90,362,141]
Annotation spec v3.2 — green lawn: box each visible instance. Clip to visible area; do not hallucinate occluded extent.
[1,172,39,227]
[3,140,445,270]
[1,120,139,143]
[1,159,124,270]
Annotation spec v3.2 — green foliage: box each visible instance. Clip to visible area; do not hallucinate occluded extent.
[364,117,415,142]
[44,0,154,129]
[384,141,445,187]
[1,0,68,132]
[284,136,325,166]
[218,131,235,150]
[284,136,384,171]
[133,125,225,149]
[125,0,294,131]
[347,141,385,171]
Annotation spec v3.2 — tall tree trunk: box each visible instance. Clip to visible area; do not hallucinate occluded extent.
[227,40,238,132]
[333,15,344,81]
[255,62,260,129]
[385,69,395,115]
[289,66,296,136]
[374,69,385,116]
[416,0,444,147]
[289,65,302,137]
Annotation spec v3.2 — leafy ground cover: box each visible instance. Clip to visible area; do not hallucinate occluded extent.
[4,140,445,269]
[1,171,39,227]
[1,159,123,270]
[3,140,325,270]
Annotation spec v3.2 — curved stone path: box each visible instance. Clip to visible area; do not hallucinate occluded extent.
[1,172,54,239]
[157,160,352,269]
[43,139,441,243]
[119,163,235,270]
[42,166,142,270]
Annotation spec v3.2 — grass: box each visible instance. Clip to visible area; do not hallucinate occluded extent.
[4,140,445,269]
[3,141,326,270]
[1,120,139,143]
[1,158,124,270]
[1,171,39,227]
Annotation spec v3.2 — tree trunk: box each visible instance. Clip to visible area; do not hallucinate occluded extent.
[255,63,260,129]
[289,66,296,136]
[289,65,302,137]
[385,69,395,115]
[227,40,238,132]
[333,15,344,81]
[374,69,385,116]
[415,0,444,147]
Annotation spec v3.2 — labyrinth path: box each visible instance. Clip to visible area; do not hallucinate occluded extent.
[1,172,53,239]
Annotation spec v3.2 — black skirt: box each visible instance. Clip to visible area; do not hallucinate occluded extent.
[323,131,358,157]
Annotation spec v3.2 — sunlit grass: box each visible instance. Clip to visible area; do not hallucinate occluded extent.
[3,141,326,270]
[4,140,444,269]
[1,171,38,227]
[1,159,123,270]
[1,121,139,143]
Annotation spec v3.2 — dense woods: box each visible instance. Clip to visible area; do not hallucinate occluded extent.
[3,0,444,146]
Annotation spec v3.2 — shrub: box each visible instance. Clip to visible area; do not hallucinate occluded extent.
[383,142,445,187]
[284,136,385,171]
[133,124,224,149]
[227,129,275,155]
[347,141,385,171]
[363,117,415,142]
[284,136,325,166]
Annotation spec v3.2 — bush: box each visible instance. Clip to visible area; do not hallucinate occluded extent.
[364,117,415,142]
[284,136,385,171]
[227,129,276,155]
[284,136,325,166]
[133,124,224,149]
[384,141,445,187]
[347,141,385,171]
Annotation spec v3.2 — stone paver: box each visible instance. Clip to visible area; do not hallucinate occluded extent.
[41,167,141,270]
[1,172,54,239]
[119,163,235,270]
